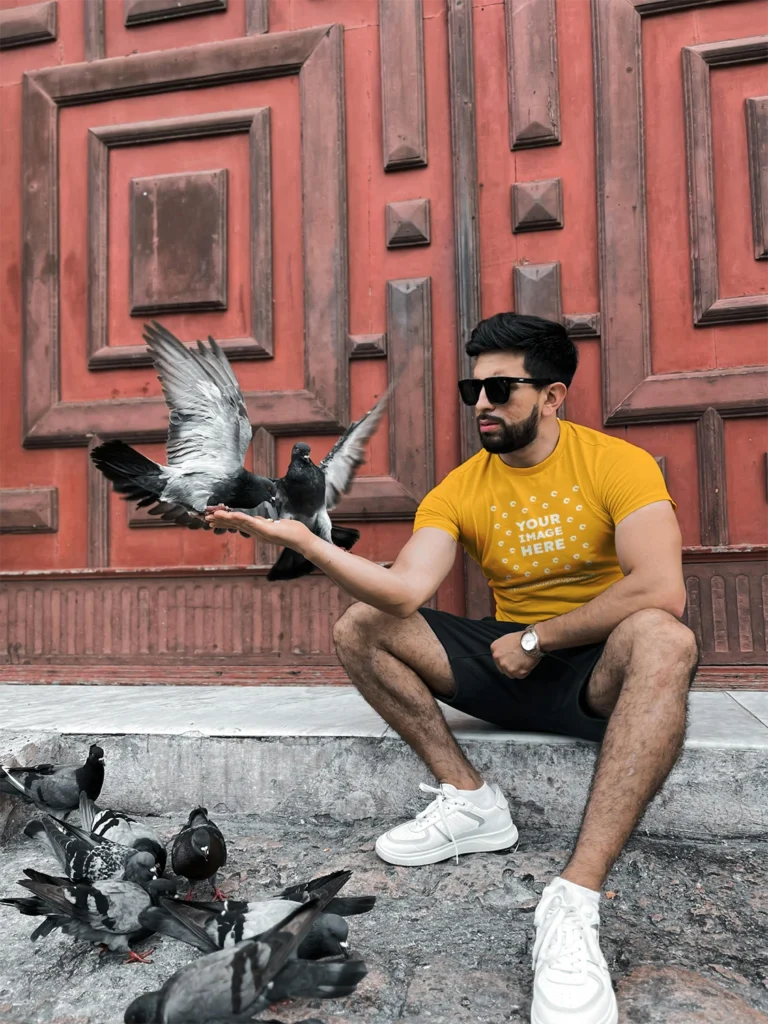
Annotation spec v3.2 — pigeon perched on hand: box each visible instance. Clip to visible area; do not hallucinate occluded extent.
[24,815,159,888]
[0,744,104,812]
[124,898,367,1023]
[208,384,395,580]
[0,868,158,961]
[170,807,227,900]
[89,322,276,533]
[140,868,358,958]
[79,793,167,873]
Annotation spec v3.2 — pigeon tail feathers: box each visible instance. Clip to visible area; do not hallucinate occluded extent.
[90,441,166,507]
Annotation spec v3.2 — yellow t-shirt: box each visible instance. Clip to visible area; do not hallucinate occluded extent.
[414,420,675,623]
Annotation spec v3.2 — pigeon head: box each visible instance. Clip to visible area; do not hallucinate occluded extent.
[190,828,211,860]
[123,990,162,1023]
[124,850,159,886]
[240,472,278,508]
[298,912,350,960]
[88,744,104,763]
[291,442,312,462]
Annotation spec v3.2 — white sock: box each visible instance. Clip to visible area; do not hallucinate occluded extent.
[554,876,601,907]
[456,781,497,810]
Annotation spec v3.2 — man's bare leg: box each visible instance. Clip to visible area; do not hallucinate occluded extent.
[560,608,699,892]
[332,603,483,790]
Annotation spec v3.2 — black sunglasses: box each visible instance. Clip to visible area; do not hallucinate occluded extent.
[458,376,554,406]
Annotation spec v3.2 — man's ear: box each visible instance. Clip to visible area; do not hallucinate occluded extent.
[541,382,567,418]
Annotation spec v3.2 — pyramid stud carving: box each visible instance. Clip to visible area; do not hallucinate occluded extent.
[386,198,431,248]
[511,178,563,233]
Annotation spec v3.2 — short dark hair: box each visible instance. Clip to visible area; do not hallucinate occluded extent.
[466,312,578,387]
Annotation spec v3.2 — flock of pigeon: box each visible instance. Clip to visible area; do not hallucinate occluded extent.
[90,321,392,580]
[0,744,373,1023]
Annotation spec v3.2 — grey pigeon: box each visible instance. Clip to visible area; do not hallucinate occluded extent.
[171,807,227,899]
[0,743,103,812]
[0,868,157,959]
[222,385,394,581]
[79,792,167,873]
[24,815,159,888]
[140,869,358,958]
[123,898,367,1023]
[90,322,276,533]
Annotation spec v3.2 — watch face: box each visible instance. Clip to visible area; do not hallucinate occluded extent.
[521,632,535,651]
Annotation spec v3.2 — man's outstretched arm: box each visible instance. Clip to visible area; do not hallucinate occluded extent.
[298,526,458,617]
[204,507,457,618]
[535,500,686,651]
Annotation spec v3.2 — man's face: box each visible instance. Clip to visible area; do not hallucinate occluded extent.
[472,353,546,454]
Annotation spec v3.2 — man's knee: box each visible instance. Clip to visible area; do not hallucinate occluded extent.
[332,602,386,654]
[614,608,699,676]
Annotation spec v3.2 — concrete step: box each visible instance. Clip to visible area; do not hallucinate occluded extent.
[1,685,767,840]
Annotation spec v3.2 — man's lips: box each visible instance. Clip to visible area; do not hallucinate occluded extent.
[478,420,502,433]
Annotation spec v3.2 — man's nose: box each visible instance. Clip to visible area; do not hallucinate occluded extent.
[475,386,494,414]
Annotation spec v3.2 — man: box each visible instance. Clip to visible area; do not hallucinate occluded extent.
[207,312,699,1024]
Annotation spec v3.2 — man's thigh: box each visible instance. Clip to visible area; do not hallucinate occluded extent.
[335,602,457,698]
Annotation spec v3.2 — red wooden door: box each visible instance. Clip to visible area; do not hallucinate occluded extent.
[0,0,765,687]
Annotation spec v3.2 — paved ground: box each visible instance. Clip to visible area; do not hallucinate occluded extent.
[0,807,766,1024]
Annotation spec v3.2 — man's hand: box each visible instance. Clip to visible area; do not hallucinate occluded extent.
[204,506,311,551]
[490,631,540,679]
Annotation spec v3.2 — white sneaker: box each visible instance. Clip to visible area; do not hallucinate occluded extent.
[374,782,518,866]
[531,878,618,1024]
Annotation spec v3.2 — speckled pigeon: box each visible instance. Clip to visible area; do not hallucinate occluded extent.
[123,898,368,1023]
[0,743,104,812]
[90,321,276,534]
[24,815,159,888]
[79,792,167,873]
[170,807,227,900]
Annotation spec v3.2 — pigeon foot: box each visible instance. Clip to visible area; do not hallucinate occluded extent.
[212,885,229,902]
[125,948,155,964]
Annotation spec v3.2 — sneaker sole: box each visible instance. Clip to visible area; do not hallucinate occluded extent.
[531,1001,617,1024]
[375,820,519,866]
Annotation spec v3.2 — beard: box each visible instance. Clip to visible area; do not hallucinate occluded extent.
[477,404,540,454]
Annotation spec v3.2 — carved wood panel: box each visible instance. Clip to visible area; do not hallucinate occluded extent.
[22,27,349,451]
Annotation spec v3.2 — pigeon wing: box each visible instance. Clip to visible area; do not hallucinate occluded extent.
[320,386,394,510]
[142,321,252,474]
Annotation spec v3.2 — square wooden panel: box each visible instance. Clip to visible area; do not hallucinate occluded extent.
[591,0,768,425]
[130,169,228,315]
[22,26,349,448]
[88,108,271,370]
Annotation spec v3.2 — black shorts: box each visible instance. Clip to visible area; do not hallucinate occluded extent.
[419,607,608,743]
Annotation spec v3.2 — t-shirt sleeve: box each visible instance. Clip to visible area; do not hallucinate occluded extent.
[598,443,677,526]
[413,481,461,541]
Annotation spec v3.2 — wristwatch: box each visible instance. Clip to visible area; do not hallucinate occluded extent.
[520,625,543,659]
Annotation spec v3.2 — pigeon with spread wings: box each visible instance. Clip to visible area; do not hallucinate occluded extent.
[252,385,394,581]
[89,322,276,535]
